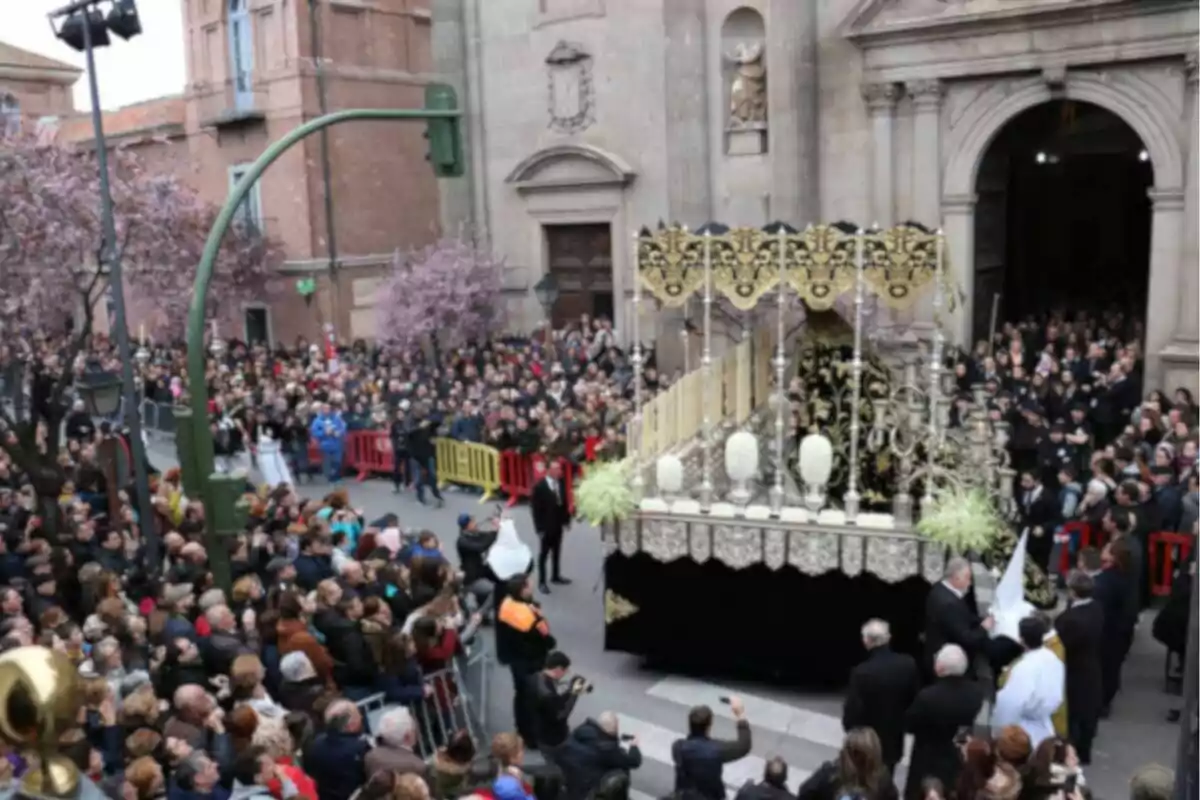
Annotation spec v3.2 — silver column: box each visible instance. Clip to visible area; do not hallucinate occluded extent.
[845,229,866,523]
[923,230,945,509]
[699,232,714,508]
[630,232,645,501]
[769,228,787,515]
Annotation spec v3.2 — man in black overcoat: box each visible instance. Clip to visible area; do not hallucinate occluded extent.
[1054,570,1105,764]
[903,644,985,800]
[842,618,920,775]
[923,557,993,679]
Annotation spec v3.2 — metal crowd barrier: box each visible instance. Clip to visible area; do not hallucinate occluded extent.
[355,638,493,752]
[140,400,177,439]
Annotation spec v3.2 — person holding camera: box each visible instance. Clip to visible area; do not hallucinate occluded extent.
[528,651,584,756]
[556,711,642,800]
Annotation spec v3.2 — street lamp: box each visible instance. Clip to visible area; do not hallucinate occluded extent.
[48,0,157,572]
[76,370,122,418]
[533,272,560,319]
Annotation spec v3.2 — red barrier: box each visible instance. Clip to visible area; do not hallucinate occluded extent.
[1056,521,1093,576]
[500,451,547,506]
[498,450,576,514]
[348,430,395,480]
[1148,531,1194,597]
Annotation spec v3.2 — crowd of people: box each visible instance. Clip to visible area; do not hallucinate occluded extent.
[942,311,1196,721]
[135,317,637,491]
[0,304,1189,800]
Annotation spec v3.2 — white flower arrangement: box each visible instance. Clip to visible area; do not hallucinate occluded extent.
[916,485,1007,555]
[574,460,637,526]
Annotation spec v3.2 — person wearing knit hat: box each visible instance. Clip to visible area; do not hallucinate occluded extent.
[491,775,533,800]
[198,589,226,614]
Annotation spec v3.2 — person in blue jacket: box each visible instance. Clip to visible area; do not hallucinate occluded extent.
[309,403,348,484]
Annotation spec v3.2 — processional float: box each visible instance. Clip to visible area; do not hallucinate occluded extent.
[594,222,1023,659]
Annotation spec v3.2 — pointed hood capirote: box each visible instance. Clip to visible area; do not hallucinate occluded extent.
[486,518,532,580]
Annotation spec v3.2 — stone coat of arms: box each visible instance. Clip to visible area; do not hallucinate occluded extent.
[546,41,595,134]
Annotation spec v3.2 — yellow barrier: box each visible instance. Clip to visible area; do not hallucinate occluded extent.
[434,437,502,500]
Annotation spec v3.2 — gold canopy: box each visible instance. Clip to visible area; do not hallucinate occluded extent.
[636,223,955,312]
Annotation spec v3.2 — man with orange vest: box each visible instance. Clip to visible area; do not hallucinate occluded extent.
[497,575,556,749]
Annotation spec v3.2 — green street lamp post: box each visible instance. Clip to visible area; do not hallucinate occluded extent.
[181,94,464,592]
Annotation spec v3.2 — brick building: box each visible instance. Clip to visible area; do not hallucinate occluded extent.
[0,41,80,133]
[6,0,440,345]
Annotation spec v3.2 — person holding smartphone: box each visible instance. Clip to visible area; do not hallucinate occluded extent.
[671,696,752,800]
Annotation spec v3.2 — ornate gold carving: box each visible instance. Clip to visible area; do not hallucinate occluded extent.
[786,224,858,310]
[604,590,639,624]
[861,225,941,308]
[635,223,950,312]
[636,227,707,308]
[710,227,776,311]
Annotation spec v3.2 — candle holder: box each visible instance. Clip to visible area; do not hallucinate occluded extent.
[867,355,938,521]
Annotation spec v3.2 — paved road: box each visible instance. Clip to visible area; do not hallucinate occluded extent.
[145,439,1183,799]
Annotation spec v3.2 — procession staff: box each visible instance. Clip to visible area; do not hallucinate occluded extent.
[497,575,556,749]
[531,460,572,594]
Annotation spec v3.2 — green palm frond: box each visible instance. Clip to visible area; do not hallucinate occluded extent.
[574,460,637,526]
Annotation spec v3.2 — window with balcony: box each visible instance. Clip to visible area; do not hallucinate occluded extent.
[229,163,264,234]
[228,0,254,111]
[0,94,20,137]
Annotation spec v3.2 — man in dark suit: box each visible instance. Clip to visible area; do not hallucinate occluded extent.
[903,644,986,800]
[1054,569,1105,764]
[531,459,571,594]
[1018,468,1061,569]
[923,557,994,679]
[842,618,920,775]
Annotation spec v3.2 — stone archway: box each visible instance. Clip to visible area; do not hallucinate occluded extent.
[504,143,637,337]
[940,71,1188,370]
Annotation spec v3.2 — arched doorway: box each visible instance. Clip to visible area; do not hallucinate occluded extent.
[970,99,1153,342]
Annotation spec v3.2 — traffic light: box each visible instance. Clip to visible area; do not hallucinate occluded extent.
[423,83,464,178]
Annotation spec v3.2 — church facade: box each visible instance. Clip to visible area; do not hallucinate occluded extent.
[433,0,1198,391]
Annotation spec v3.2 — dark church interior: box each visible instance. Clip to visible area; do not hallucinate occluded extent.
[974,100,1153,335]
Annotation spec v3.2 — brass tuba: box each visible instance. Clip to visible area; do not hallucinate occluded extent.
[0,646,83,799]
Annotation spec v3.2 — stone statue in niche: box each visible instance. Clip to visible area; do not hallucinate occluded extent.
[546,41,595,134]
[726,41,767,127]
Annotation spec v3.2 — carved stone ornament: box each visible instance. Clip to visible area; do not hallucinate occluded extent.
[629,513,946,583]
[906,79,944,110]
[862,83,901,113]
[545,41,595,134]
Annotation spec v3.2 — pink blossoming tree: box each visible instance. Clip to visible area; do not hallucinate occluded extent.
[0,132,279,503]
[376,235,505,355]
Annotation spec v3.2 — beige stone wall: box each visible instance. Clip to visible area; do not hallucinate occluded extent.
[452,0,1198,383]
[477,0,674,337]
